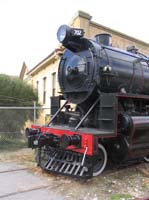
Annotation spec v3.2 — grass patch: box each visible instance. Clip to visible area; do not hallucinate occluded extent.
[111,194,133,200]
[0,137,27,151]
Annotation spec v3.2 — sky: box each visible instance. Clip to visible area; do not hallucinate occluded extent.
[0,0,148,76]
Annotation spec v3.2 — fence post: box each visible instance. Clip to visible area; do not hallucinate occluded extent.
[34,101,36,124]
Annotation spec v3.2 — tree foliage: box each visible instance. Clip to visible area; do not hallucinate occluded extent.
[0,74,39,138]
[0,74,38,106]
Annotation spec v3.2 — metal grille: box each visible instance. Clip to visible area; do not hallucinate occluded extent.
[38,147,93,178]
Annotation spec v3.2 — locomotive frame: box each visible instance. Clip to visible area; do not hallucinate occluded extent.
[27,25,149,178]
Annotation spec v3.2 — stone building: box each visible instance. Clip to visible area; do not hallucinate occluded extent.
[20,11,149,124]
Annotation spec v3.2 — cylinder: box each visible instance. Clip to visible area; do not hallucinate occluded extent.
[130,116,149,156]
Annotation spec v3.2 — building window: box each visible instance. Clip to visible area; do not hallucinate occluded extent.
[36,81,39,94]
[43,77,46,104]
[52,72,56,96]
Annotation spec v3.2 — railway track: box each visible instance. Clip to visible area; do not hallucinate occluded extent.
[0,167,28,174]
[0,185,49,199]
[0,162,63,200]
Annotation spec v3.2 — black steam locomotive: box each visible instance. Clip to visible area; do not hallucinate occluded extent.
[27,25,149,178]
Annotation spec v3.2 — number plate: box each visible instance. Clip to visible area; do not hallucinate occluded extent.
[72,28,84,37]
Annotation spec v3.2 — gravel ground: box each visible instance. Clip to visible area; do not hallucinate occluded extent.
[0,148,149,200]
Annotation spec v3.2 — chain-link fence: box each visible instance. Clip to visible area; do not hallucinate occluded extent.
[0,105,50,151]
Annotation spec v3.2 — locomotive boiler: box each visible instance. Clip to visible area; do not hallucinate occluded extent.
[27,25,149,178]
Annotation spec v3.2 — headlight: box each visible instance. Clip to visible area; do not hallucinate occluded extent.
[57,25,84,46]
[57,25,70,43]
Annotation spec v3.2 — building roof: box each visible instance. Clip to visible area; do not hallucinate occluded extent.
[19,62,28,80]
[27,51,55,75]
[26,45,64,76]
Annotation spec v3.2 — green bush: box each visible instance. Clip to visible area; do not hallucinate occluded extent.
[0,137,27,151]
[111,194,133,200]
[0,74,40,140]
